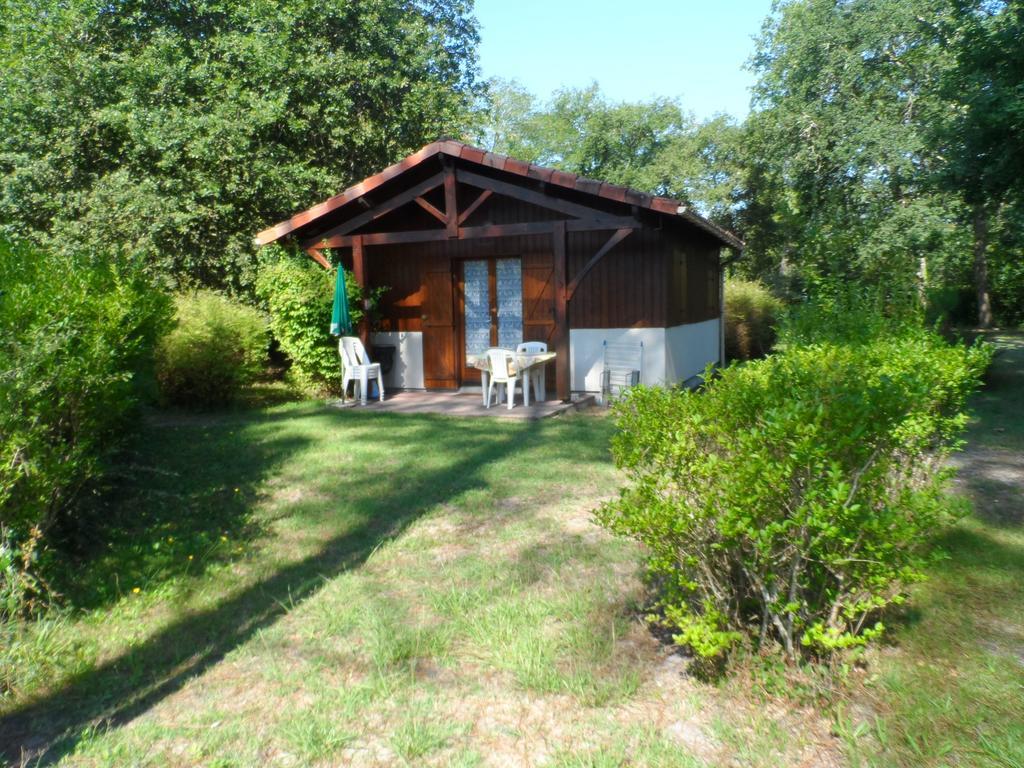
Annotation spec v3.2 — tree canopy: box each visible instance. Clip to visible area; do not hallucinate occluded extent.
[0,0,480,291]
[472,80,745,226]
[2,0,1020,323]
[471,1,1022,324]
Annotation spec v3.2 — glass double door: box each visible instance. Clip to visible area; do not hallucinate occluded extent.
[458,257,523,382]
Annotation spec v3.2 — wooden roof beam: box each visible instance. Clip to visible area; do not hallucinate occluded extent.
[457,189,492,225]
[444,166,458,237]
[310,217,639,249]
[457,168,621,222]
[302,170,446,248]
[414,196,447,224]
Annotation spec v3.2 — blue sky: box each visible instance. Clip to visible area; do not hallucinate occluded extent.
[472,0,774,120]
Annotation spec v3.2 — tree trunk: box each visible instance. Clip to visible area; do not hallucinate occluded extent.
[973,204,993,329]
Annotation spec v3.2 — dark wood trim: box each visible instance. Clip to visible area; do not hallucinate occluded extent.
[305,246,331,270]
[351,236,368,344]
[454,261,469,384]
[302,171,445,247]
[565,227,634,301]
[414,196,447,224]
[313,217,639,249]
[444,168,458,238]
[457,189,492,225]
[258,140,744,251]
[553,221,569,401]
[457,168,619,222]
[487,258,498,345]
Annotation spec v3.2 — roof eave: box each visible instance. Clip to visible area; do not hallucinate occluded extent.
[254,140,746,251]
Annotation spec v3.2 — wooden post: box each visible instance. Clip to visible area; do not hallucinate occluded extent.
[553,221,569,402]
[352,235,369,345]
[444,167,458,238]
[718,250,726,367]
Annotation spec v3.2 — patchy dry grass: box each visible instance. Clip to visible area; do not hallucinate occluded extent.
[0,403,841,767]
[3,335,1019,767]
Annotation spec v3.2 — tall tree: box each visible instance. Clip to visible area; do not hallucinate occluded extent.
[0,0,480,291]
[934,1,1024,326]
[746,0,967,297]
[472,78,537,157]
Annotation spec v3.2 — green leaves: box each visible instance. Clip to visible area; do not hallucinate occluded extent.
[595,319,989,662]
[155,291,270,407]
[0,0,480,292]
[254,248,384,394]
[0,236,172,557]
[472,81,745,223]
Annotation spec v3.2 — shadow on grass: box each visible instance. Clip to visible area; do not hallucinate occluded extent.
[45,409,305,611]
[0,404,611,766]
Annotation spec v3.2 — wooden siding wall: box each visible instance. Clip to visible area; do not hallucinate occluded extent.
[349,192,721,387]
[566,227,667,328]
[667,233,722,326]
[366,226,720,334]
[368,231,680,334]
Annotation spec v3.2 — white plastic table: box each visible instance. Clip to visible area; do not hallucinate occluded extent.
[468,351,556,407]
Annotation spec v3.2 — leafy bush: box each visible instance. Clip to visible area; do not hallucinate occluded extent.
[255,249,384,394]
[0,237,172,611]
[156,291,269,407]
[597,329,990,661]
[724,278,783,360]
[777,281,922,347]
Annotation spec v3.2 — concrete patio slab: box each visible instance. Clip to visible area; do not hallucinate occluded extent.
[329,391,597,420]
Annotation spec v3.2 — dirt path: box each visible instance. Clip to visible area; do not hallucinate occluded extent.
[950,331,1024,525]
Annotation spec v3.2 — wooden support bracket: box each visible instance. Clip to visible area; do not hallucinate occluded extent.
[457,189,492,225]
[564,227,634,301]
[305,246,331,270]
[414,196,447,224]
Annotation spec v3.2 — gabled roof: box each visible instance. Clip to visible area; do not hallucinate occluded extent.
[255,140,744,250]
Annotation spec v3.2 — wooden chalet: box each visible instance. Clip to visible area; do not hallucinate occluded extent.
[255,140,743,401]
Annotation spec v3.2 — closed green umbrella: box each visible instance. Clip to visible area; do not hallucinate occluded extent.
[330,267,352,336]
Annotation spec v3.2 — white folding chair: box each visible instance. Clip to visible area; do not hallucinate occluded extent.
[485,348,518,410]
[339,336,384,404]
[516,341,548,402]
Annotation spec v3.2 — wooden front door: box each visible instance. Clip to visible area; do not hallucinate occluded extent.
[422,259,458,389]
[456,257,524,383]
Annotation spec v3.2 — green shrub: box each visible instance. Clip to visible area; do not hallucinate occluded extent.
[777,281,922,347]
[255,248,384,394]
[0,237,172,609]
[596,330,991,661]
[156,291,269,407]
[724,278,784,361]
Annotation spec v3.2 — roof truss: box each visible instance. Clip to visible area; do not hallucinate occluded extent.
[301,166,637,251]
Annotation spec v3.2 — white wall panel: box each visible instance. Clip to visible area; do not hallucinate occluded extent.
[370,331,425,390]
[569,320,721,394]
[665,319,721,384]
[569,328,667,393]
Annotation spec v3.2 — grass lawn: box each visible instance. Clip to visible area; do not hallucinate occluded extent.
[840,332,1024,768]
[0,404,838,767]
[1,333,1021,767]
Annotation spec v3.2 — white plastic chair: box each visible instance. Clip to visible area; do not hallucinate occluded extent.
[516,341,548,402]
[485,348,518,410]
[339,336,384,404]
